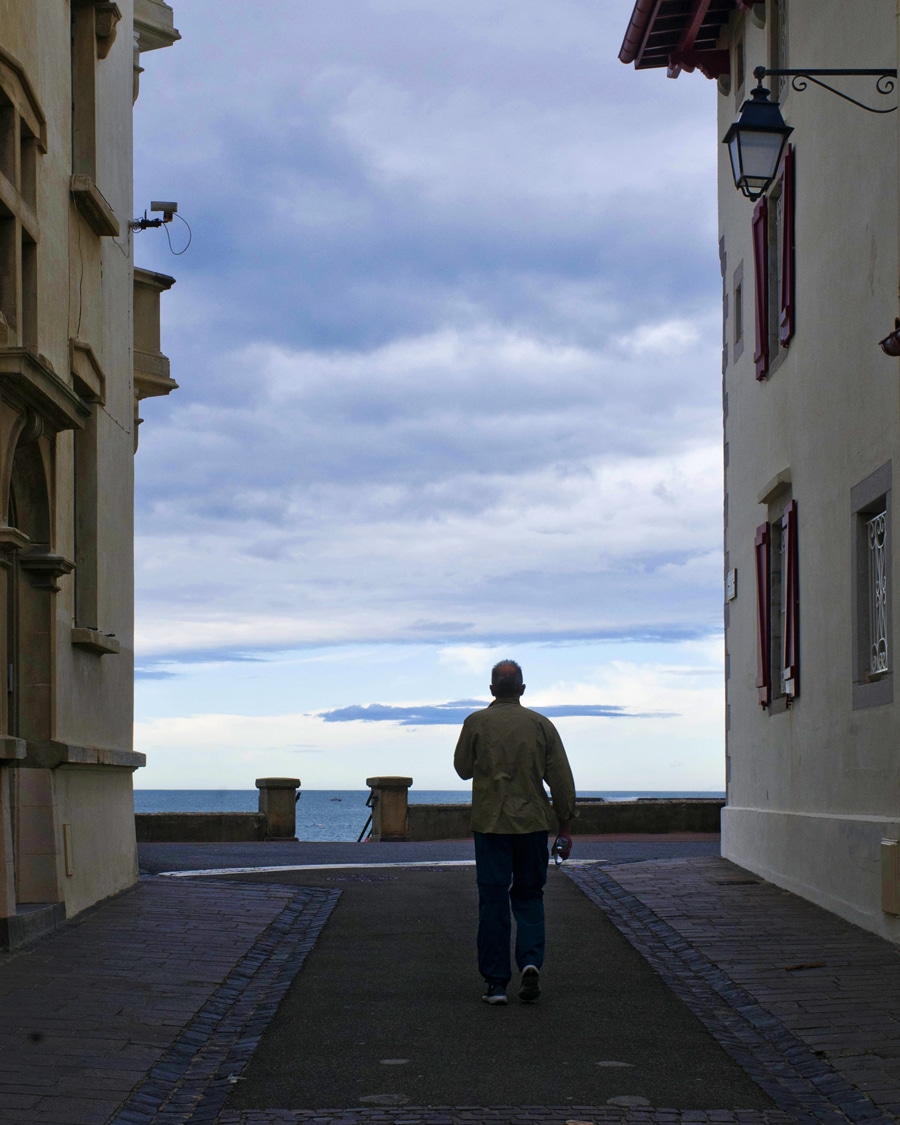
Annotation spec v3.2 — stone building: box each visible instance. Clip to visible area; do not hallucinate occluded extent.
[0,0,179,947]
[620,0,900,942]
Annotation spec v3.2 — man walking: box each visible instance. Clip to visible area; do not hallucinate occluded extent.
[454,659,576,1005]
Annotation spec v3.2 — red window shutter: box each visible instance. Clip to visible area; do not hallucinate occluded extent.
[779,145,795,348]
[755,521,771,707]
[781,499,799,699]
[752,196,769,379]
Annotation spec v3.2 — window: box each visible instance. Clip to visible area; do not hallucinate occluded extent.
[71,348,101,633]
[70,2,121,237]
[776,145,795,348]
[69,340,119,655]
[780,499,800,699]
[852,462,892,709]
[754,521,770,704]
[71,1,98,180]
[752,145,795,380]
[751,197,768,378]
[71,1,121,177]
[755,497,799,709]
[768,0,788,97]
[0,48,45,347]
[734,36,745,97]
[733,262,744,360]
[866,511,888,675]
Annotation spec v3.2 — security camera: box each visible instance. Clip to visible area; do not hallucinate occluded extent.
[130,201,190,250]
[150,201,178,221]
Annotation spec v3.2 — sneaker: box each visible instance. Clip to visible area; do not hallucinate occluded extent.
[481,983,508,1005]
[519,965,541,1003]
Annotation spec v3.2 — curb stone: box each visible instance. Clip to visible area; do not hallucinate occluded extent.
[105,882,340,1125]
[565,862,896,1125]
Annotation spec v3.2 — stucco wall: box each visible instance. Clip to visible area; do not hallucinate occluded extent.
[0,1,178,933]
[54,767,139,917]
[719,0,900,939]
[722,806,900,942]
[63,0,137,752]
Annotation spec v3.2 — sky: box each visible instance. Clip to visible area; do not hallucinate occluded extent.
[131,0,725,793]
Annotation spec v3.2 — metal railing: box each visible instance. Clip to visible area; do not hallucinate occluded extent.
[357,791,376,843]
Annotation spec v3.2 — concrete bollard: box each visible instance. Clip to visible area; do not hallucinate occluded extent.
[365,776,413,842]
[256,777,301,840]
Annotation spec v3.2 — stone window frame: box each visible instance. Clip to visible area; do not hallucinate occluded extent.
[733,261,744,361]
[733,34,745,107]
[70,1,121,237]
[755,472,799,714]
[0,46,46,350]
[852,461,893,710]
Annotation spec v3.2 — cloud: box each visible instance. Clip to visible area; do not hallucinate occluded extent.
[317,699,676,725]
[132,637,724,790]
[133,316,723,659]
[134,0,718,355]
[130,1,727,791]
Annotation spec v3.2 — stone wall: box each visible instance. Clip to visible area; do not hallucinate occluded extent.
[135,799,724,844]
[407,798,724,841]
[135,812,266,844]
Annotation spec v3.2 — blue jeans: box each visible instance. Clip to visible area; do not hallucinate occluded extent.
[474,830,549,986]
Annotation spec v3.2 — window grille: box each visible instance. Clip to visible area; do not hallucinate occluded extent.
[867,511,889,675]
[755,500,799,709]
[780,499,799,699]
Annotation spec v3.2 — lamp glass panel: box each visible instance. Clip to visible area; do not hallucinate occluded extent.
[728,135,742,185]
[738,131,785,181]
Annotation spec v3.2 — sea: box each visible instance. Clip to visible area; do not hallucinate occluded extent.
[133,789,726,843]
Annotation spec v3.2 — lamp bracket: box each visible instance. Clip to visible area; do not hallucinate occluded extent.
[753,66,898,114]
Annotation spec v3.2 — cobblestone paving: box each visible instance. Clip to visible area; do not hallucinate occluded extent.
[3,852,900,1125]
[0,879,337,1125]
[107,882,339,1125]
[565,857,900,1125]
[215,1109,797,1124]
[210,856,900,1125]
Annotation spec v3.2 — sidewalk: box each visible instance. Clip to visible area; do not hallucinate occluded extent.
[0,840,895,1124]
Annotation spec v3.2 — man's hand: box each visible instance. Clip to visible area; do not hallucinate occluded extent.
[551,830,572,862]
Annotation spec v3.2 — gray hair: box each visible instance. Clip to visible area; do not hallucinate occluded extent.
[491,659,523,696]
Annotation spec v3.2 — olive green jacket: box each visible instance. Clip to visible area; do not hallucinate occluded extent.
[453,697,577,834]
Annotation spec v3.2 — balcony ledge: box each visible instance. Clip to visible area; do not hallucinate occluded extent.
[71,175,120,237]
[135,0,181,52]
[71,628,121,656]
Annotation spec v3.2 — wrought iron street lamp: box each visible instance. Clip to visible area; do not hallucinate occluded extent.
[723,79,792,200]
[724,66,898,201]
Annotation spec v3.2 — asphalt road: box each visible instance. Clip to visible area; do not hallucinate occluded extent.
[223,864,773,1112]
[137,836,722,876]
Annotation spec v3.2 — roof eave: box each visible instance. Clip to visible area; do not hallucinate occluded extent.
[620,0,760,75]
[619,0,660,65]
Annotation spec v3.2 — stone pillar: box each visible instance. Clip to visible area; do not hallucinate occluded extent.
[365,776,413,842]
[256,777,300,840]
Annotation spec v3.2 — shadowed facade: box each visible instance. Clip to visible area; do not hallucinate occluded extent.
[0,0,180,946]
